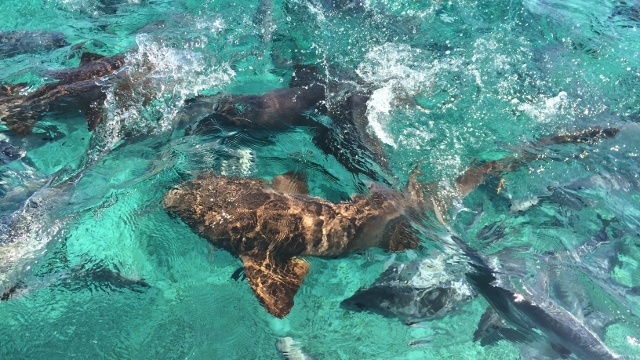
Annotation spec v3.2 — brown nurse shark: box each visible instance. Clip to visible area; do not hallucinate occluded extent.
[181,65,393,183]
[164,171,425,318]
[0,52,126,136]
[163,126,619,318]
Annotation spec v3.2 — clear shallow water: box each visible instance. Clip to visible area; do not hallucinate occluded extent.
[1,0,640,359]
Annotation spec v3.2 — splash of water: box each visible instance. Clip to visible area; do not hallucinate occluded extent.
[357,43,463,147]
[92,34,235,162]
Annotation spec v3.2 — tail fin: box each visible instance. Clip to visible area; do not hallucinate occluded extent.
[407,127,620,224]
[1,103,42,136]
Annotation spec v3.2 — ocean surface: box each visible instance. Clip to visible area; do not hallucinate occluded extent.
[1,0,640,359]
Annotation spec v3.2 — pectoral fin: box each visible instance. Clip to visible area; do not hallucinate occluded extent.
[385,217,421,252]
[474,307,531,346]
[3,115,38,136]
[240,250,310,318]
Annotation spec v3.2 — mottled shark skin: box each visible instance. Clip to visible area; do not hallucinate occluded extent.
[163,172,423,318]
[0,52,126,136]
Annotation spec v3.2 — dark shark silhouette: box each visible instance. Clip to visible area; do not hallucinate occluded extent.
[182,65,392,183]
[0,52,126,136]
[163,127,619,318]
[0,140,26,165]
[1,262,150,302]
[340,244,475,325]
[467,261,627,360]
[0,31,68,59]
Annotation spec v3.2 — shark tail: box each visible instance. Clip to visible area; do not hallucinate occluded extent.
[455,126,621,198]
[0,103,41,136]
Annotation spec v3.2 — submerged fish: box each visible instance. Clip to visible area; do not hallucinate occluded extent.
[0,52,126,136]
[0,140,26,165]
[467,260,627,360]
[164,171,426,318]
[0,30,68,59]
[340,240,475,325]
[0,262,150,301]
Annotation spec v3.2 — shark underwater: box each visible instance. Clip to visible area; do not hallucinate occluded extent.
[164,125,619,318]
[164,171,426,318]
[0,140,26,165]
[465,246,629,360]
[342,216,630,359]
[336,129,630,358]
[0,51,126,136]
[339,237,476,325]
[180,65,392,183]
[0,30,68,59]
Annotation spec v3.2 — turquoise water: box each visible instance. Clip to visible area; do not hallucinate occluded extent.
[1,0,640,358]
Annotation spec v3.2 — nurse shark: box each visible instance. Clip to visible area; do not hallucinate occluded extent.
[466,256,628,360]
[340,236,476,325]
[0,52,126,136]
[181,65,392,183]
[342,222,630,359]
[164,127,619,318]
[0,30,68,59]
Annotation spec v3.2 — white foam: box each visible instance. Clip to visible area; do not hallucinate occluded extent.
[220,148,256,177]
[518,91,569,123]
[97,34,235,157]
[357,43,463,147]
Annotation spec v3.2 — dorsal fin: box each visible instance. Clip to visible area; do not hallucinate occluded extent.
[240,250,310,318]
[79,52,106,67]
[384,217,421,252]
[473,307,532,346]
[272,171,309,195]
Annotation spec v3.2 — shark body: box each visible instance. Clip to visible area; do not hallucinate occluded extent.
[164,127,619,318]
[340,245,475,324]
[164,172,424,318]
[0,31,68,59]
[0,52,125,136]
